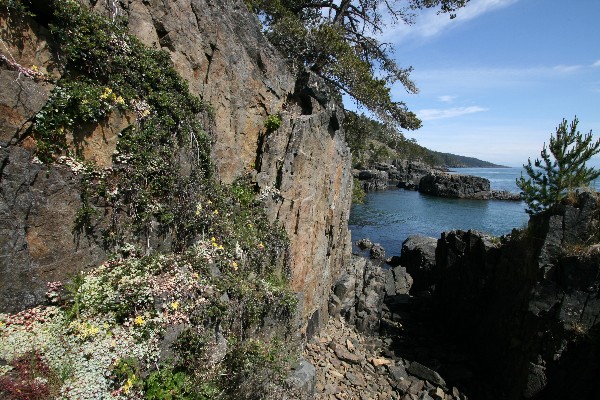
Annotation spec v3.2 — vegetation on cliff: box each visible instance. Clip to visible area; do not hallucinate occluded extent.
[244,0,469,129]
[517,117,600,215]
[344,111,504,168]
[0,1,298,398]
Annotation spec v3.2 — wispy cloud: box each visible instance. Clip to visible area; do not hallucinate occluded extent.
[438,95,457,103]
[379,0,519,44]
[417,106,488,121]
[553,64,582,73]
[405,64,593,94]
[592,60,600,68]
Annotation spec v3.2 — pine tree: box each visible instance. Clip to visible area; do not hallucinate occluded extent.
[517,117,600,215]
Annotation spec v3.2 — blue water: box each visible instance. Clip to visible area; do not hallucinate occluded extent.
[349,166,600,257]
[349,168,529,257]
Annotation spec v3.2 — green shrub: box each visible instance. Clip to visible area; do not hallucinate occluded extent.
[352,178,366,204]
[264,114,282,132]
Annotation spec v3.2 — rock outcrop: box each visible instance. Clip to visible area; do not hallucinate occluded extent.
[0,0,353,332]
[432,192,600,399]
[419,173,521,200]
[354,169,390,191]
[354,160,446,192]
[394,160,444,191]
[400,235,438,295]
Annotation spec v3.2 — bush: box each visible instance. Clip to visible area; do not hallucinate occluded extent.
[264,114,282,132]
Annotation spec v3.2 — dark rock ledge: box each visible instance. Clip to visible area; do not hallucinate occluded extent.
[418,173,521,201]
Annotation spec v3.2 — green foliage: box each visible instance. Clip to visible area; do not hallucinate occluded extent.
[344,111,435,167]
[246,0,468,128]
[352,178,366,204]
[0,0,31,15]
[144,367,204,400]
[2,2,298,398]
[517,117,600,215]
[221,338,290,400]
[264,114,282,132]
[27,0,212,245]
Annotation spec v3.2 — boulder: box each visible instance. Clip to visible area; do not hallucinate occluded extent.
[287,358,317,397]
[369,243,386,261]
[400,235,438,294]
[407,362,446,388]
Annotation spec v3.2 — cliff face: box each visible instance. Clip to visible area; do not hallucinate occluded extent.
[433,192,600,399]
[0,0,352,328]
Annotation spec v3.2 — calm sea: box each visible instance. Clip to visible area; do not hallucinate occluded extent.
[348,167,600,257]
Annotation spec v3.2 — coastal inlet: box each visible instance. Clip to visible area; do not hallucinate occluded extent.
[349,168,530,257]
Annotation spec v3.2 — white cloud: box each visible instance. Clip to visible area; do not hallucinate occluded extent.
[438,95,457,103]
[379,0,519,44]
[417,106,488,121]
[592,60,600,68]
[553,64,582,73]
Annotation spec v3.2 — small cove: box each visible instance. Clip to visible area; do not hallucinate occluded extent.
[349,168,530,257]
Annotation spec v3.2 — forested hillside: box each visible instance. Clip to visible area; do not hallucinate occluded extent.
[344,111,506,168]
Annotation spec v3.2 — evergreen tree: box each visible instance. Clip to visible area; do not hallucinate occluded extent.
[517,117,600,215]
[245,0,468,130]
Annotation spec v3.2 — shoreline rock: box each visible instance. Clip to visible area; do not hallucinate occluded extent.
[418,173,521,201]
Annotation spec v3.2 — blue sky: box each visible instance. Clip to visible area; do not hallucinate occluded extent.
[351,0,600,167]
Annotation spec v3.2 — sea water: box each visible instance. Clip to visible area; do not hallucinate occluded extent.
[348,167,599,257]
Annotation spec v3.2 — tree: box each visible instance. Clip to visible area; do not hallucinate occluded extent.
[245,0,469,130]
[517,117,600,215]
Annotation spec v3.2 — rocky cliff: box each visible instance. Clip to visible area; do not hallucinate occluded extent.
[433,192,600,399]
[0,0,352,330]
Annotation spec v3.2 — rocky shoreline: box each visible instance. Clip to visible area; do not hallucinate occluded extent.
[303,192,600,400]
[354,161,521,201]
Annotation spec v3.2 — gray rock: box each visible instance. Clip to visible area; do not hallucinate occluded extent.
[407,362,446,388]
[400,235,437,294]
[370,243,386,260]
[393,266,413,295]
[334,346,362,364]
[384,268,397,297]
[388,364,409,382]
[345,371,367,387]
[356,238,374,250]
[287,358,316,396]
[522,363,546,399]
[419,173,520,201]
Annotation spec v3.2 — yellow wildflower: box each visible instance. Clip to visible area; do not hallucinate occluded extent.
[31,65,39,72]
[123,375,135,394]
[134,315,145,326]
[115,95,125,105]
[258,242,265,249]
[232,261,238,271]
[171,301,179,311]
[213,210,219,215]
[192,272,199,279]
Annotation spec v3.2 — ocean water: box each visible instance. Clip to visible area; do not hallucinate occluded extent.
[348,168,528,257]
[349,167,600,257]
